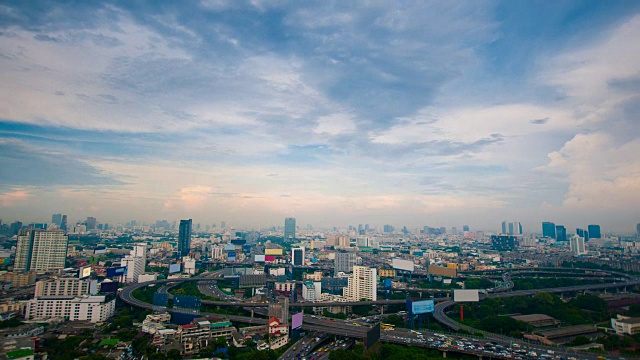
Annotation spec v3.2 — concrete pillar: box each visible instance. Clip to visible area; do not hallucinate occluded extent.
[381,306,384,315]
[251,309,254,318]
[441,350,447,358]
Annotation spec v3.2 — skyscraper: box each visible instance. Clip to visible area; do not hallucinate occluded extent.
[570,235,586,255]
[334,251,356,273]
[542,222,556,238]
[51,214,62,226]
[576,228,590,242]
[463,225,470,232]
[178,219,192,257]
[588,224,601,239]
[291,247,304,266]
[284,217,296,241]
[85,217,97,230]
[60,215,67,231]
[555,225,567,242]
[637,223,640,238]
[501,221,522,235]
[15,230,68,271]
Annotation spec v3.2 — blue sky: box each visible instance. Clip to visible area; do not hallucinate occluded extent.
[1,1,639,232]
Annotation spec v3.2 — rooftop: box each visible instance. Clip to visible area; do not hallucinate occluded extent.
[6,349,34,359]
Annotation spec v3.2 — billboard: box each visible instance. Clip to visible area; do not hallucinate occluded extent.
[428,265,457,278]
[292,312,303,329]
[174,295,201,311]
[255,255,266,262]
[94,246,106,255]
[365,323,381,349]
[106,266,127,278]
[228,251,236,261]
[225,244,236,251]
[407,299,435,314]
[100,281,119,293]
[265,248,283,256]
[79,266,92,279]
[265,255,276,262]
[453,289,480,302]
[169,263,181,274]
[153,293,169,307]
[392,258,415,272]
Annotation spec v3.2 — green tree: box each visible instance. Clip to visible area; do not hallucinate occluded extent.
[166,349,181,360]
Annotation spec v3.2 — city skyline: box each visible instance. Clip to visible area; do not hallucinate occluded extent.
[1,2,639,231]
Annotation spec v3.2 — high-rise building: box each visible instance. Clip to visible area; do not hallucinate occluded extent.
[344,266,377,301]
[284,217,296,241]
[10,221,22,235]
[85,217,97,230]
[51,214,62,226]
[383,225,394,233]
[178,219,192,257]
[35,277,98,297]
[588,225,601,239]
[637,223,640,238]
[555,225,567,242]
[291,247,304,266]
[576,228,590,242]
[123,244,146,284]
[463,225,470,232]
[490,235,518,251]
[15,230,68,272]
[542,222,556,238]
[60,215,67,231]
[221,221,226,229]
[570,235,586,255]
[501,221,522,235]
[334,251,356,273]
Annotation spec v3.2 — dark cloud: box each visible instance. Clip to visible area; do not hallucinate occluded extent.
[0,140,124,186]
[530,117,548,124]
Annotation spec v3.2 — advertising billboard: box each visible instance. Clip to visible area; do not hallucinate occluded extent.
[407,299,435,314]
[428,265,457,278]
[153,293,169,307]
[228,251,236,261]
[265,255,276,262]
[265,248,283,256]
[254,255,266,262]
[169,263,181,274]
[292,312,303,329]
[174,295,201,311]
[94,246,106,255]
[100,281,119,293]
[225,244,236,251]
[79,266,92,279]
[105,266,127,278]
[365,323,381,349]
[453,289,480,302]
[392,258,415,272]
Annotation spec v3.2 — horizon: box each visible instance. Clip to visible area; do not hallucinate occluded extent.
[1,1,639,233]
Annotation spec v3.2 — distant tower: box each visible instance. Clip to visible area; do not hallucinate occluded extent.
[637,223,640,238]
[51,214,62,226]
[284,218,296,241]
[86,217,97,230]
[555,225,567,242]
[178,219,192,257]
[15,230,68,271]
[60,215,67,231]
[587,224,601,239]
[463,225,470,232]
[291,247,305,266]
[501,221,507,234]
[542,222,556,238]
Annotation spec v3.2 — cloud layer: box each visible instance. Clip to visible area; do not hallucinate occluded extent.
[1,2,639,232]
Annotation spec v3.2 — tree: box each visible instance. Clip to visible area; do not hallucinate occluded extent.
[166,349,181,360]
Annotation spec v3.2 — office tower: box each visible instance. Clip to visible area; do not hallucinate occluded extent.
[365,224,370,231]
[85,217,97,230]
[576,228,590,242]
[452,227,458,235]
[356,236,370,247]
[35,277,98,297]
[52,214,62,226]
[335,251,356,273]
[60,215,67,231]
[637,223,640,238]
[542,222,556,238]
[122,244,146,283]
[269,296,289,323]
[555,225,567,242]
[501,221,507,234]
[221,221,226,229]
[344,266,377,301]
[502,221,522,235]
[463,225,470,232]
[358,224,363,232]
[588,225,601,239]
[383,225,394,233]
[284,217,296,241]
[15,230,68,271]
[302,281,322,301]
[291,247,304,266]
[178,219,192,257]
[10,221,22,235]
[570,235,586,255]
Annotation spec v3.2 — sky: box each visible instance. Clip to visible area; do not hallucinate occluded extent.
[1,1,639,233]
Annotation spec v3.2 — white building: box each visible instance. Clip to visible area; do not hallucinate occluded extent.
[344,266,377,301]
[15,230,68,272]
[611,315,640,336]
[123,256,145,283]
[570,235,586,255]
[182,257,196,275]
[34,277,98,297]
[302,281,322,301]
[25,295,116,322]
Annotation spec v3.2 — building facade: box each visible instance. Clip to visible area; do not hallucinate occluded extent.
[284,218,296,241]
[34,277,98,297]
[334,251,356,273]
[178,219,192,257]
[291,247,304,266]
[344,266,377,301]
[25,295,116,322]
[15,230,68,272]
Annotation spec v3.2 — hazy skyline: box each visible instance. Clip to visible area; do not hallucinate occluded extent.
[1,1,639,232]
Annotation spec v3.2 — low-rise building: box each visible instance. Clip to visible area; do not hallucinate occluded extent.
[611,315,640,336]
[34,277,98,297]
[24,295,116,322]
[0,272,37,287]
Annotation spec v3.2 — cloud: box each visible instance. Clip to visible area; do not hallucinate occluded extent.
[0,188,31,206]
[530,117,548,125]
